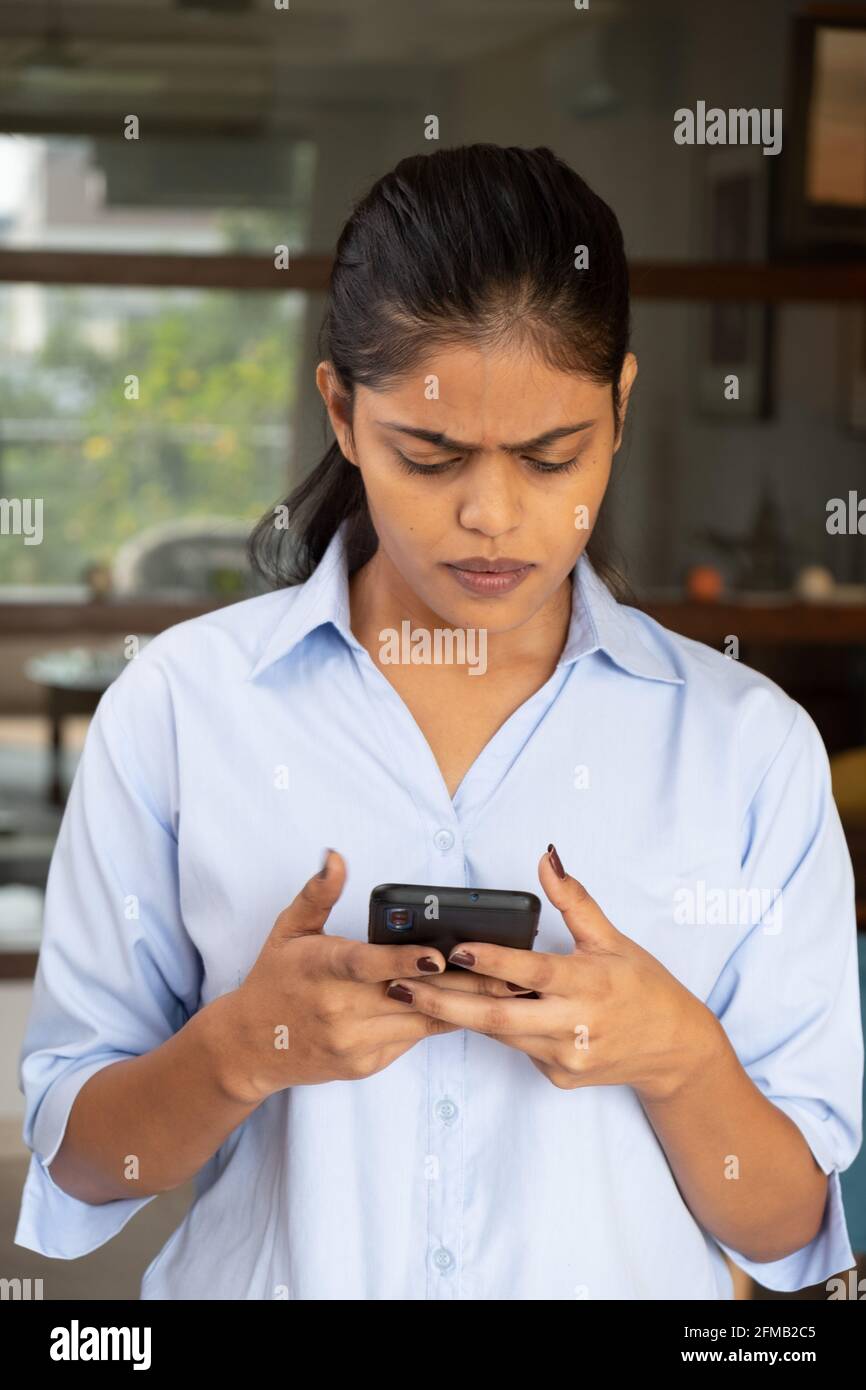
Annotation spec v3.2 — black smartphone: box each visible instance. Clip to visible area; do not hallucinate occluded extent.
[368,883,541,967]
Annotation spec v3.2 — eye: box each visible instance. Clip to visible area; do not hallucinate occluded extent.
[522,455,582,474]
[393,448,585,477]
[394,450,460,476]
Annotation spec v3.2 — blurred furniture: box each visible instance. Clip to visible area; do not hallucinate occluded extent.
[111,517,269,600]
[831,748,866,827]
[640,597,866,647]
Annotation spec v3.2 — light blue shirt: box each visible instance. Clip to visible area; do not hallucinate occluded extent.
[14,518,863,1299]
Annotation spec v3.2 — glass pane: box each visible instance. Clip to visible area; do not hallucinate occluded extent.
[0,284,300,593]
[0,134,316,252]
[806,27,866,208]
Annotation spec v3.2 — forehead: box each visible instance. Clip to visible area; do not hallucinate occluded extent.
[359,342,608,440]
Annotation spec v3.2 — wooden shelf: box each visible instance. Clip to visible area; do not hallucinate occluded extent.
[0,597,225,636]
[3,593,866,644]
[0,250,864,301]
[639,599,866,645]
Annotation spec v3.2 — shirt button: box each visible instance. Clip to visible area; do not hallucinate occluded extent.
[436,1098,457,1123]
[433,828,454,851]
[432,1247,454,1273]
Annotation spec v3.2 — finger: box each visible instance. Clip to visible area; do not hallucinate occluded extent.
[371,976,513,1018]
[270,848,347,941]
[371,972,536,1020]
[327,938,448,984]
[539,845,620,951]
[415,968,537,998]
[384,978,545,1034]
[447,942,568,995]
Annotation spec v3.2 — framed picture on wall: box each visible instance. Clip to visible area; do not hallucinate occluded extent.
[774,8,866,259]
[693,147,773,419]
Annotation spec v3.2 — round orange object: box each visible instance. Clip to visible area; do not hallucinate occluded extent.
[685,565,724,602]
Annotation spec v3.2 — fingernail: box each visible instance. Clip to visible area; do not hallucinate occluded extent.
[506,981,533,993]
[449,950,475,967]
[547,842,566,879]
[387,983,414,1003]
[317,848,333,879]
[417,957,441,973]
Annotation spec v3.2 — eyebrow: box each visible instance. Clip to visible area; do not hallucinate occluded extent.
[376,419,597,453]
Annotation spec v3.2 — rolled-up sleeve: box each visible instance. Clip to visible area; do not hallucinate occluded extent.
[14,654,203,1259]
[707,701,864,1291]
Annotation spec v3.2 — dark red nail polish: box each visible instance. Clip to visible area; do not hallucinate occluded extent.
[547,843,566,879]
[417,957,440,972]
[506,981,532,992]
[387,983,414,1003]
[449,950,475,967]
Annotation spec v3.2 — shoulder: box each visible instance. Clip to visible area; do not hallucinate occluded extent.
[618,601,825,800]
[101,586,299,728]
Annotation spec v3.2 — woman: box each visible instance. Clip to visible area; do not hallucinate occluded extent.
[15,144,862,1300]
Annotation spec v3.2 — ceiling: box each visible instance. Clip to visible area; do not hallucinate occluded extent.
[0,0,629,135]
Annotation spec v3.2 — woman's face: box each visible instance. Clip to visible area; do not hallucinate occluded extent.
[317,341,637,633]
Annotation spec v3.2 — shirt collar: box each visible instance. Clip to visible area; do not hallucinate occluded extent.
[247,517,684,686]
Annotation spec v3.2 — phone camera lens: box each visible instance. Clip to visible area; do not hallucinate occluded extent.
[385,907,413,932]
[470,892,479,902]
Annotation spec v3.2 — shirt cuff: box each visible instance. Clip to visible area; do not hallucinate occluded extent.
[15,1057,157,1260]
[713,1097,857,1293]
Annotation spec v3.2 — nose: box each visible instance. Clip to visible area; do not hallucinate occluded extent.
[455,453,524,537]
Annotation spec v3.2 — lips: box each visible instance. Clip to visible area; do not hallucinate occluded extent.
[448,557,531,573]
[444,560,534,596]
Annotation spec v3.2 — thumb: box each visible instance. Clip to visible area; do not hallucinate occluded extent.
[271,848,347,940]
[538,844,618,951]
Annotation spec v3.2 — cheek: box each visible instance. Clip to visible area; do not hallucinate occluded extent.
[377,472,451,537]
[576,450,613,502]
[361,457,418,526]
[366,485,441,561]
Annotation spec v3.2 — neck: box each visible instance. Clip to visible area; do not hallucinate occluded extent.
[348,546,574,678]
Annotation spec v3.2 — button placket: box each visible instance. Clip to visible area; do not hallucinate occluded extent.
[426,1029,465,1297]
[350,644,468,1296]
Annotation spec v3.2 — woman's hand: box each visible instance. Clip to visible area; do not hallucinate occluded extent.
[384,843,723,1101]
[219,850,534,1105]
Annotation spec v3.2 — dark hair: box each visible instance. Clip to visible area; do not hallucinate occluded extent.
[248,143,635,602]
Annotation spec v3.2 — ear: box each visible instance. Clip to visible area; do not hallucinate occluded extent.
[613,353,638,453]
[315,361,357,465]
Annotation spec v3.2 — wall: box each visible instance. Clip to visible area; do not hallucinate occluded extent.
[426,0,865,587]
